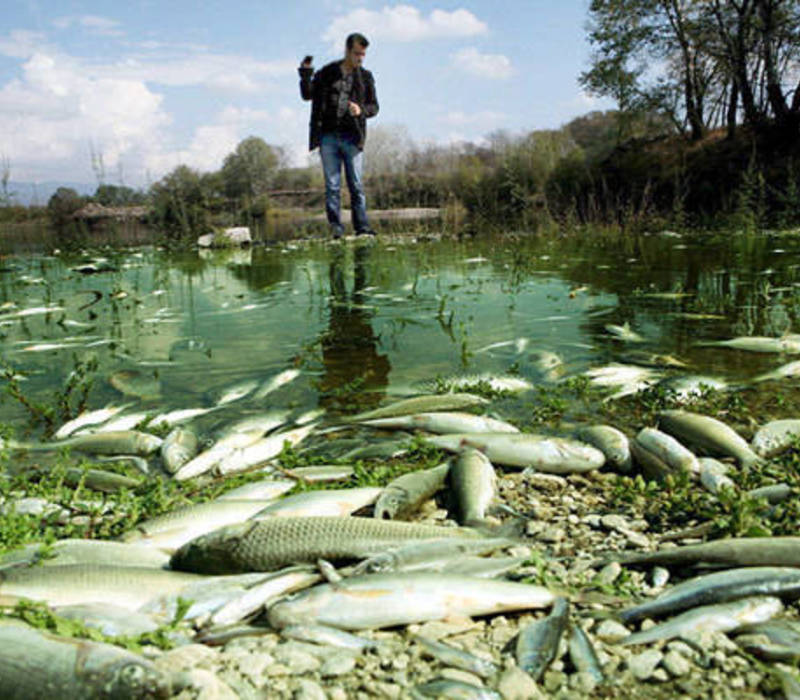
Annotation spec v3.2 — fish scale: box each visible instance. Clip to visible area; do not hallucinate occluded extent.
[170,516,477,574]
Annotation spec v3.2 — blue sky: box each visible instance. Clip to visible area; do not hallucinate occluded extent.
[0,1,613,189]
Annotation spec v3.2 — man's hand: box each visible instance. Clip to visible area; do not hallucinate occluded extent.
[348,101,362,117]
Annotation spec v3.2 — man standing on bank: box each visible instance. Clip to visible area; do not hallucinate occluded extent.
[299,33,379,239]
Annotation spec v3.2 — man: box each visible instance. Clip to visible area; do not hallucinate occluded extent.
[299,33,379,238]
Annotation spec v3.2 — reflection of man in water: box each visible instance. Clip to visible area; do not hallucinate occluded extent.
[319,244,390,410]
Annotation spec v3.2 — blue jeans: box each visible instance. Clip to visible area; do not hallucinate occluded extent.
[320,132,369,235]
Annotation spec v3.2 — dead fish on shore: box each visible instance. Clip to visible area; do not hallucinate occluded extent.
[633,427,700,478]
[16,430,162,456]
[734,619,800,661]
[0,538,169,571]
[424,433,606,473]
[267,571,555,630]
[622,596,783,646]
[751,419,800,457]
[170,516,480,574]
[0,619,171,700]
[109,369,161,399]
[343,394,489,423]
[620,567,800,625]
[449,447,496,525]
[414,635,498,678]
[515,597,569,680]
[658,410,761,467]
[574,425,632,472]
[602,537,800,569]
[361,411,519,435]
[146,406,218,428]
[374,462,451,520]
[161,427,199,473]
[53,403,134,439]
[252,487,382,519]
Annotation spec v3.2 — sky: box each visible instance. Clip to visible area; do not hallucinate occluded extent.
[0,1,614,191]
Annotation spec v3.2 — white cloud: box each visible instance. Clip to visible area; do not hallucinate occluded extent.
[322,5,487,47]
[93,52,295,94]
[0,30,48,58]
[437,110,506,128]
[450,47,512,79]
[53,15,124,37]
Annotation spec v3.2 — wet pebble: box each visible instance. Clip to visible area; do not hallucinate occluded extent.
[595,620,630,643]
[293,678,327,700]
[662,650,691,677]
[628,649,663,680]
[496,665,545,700]
[320,653,357,677]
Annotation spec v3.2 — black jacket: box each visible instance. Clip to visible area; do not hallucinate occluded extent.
[299,61,379,151]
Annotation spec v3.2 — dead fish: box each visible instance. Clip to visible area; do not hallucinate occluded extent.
[17,430,162,456]
[253,368,301,399]
[374,462,451,520]
[414,635,498,678]
[361,411,519,435]
[0,619,171,699]
[449,447,496,525]
[54,404,133,439]
[575,425,632,472]
[604,323,645,343]
[752,419,800,457]
[170,516,480,574]
[515,597,569,680]
[109,369,161,399]
[622,596,783,646]
[344,394,489,424]
[161,427,199,474]
[658,410,761,467]
[697,336,800,354]
[267,571,555,630]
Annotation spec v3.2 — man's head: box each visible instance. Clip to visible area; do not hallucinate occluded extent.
[344,33,369,68]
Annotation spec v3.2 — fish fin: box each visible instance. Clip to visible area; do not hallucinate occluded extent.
[467,515,527,539]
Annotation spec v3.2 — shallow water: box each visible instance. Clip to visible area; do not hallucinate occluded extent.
[2,230,800,436]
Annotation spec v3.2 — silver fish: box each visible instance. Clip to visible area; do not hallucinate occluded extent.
[18,430,162,456]
[658,410,761,467]
[0,619,170,699]
[425,433,605,473]
[620,567,800,624]
[268,571,555,630]
[361,411,519,434]
[575,425,631,472]
[374,462,451,520]
[449,447,496,525]
[697,336,800,353]
[252,487,382,519]
[622,596,783,646]
[253,368,301,399]
[281,623,378,650]
[568,624,604,683]
[160,426,199,474]
[414,635,498,677]
[344,394,489,423]
[54,403,133,439]
[515,597,569,680]
[634,427,699,474]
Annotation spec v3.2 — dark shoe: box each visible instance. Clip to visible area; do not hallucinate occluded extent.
[356,228,377,237]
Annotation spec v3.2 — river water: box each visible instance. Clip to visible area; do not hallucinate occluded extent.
[1,230,800,436]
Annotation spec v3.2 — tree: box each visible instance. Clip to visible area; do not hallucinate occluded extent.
[220,136,281,202]
[148,165,211,240]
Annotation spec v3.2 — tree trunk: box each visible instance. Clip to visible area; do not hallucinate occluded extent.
[757,0,791,123]
[727,80,740,139]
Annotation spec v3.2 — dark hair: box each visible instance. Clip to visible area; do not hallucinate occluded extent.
[346,33,369,50]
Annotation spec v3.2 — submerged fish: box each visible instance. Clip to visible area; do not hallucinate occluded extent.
[214,379,259,406]
[697,336,800,354]
[170,516,479,574]
[604,323,645,343]
[752,360,800,383]
[109,369,161,399]
[622,596,783,646]
[268,571,555,630]
[253,368,301,399]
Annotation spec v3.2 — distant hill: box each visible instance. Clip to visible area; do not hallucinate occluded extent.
[4,181,96,207]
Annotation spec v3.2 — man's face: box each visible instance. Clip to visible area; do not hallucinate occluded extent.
[347,43,367,67]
